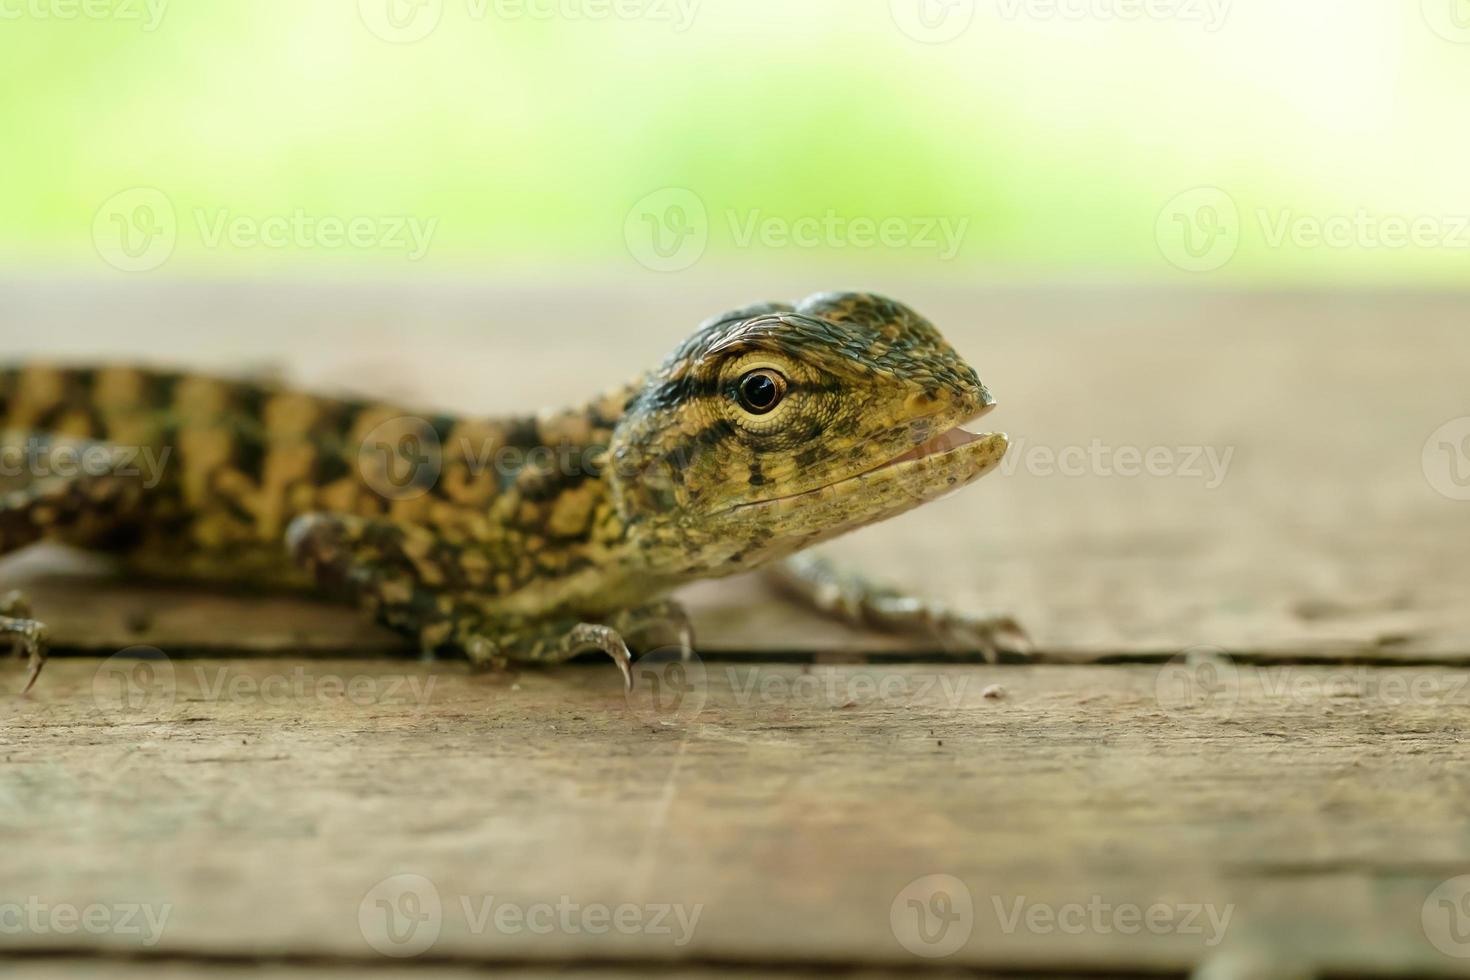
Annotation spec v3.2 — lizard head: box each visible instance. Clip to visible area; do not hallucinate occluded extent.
[607,292,1008,576]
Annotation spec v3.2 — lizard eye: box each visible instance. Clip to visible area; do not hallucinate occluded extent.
[735,369,786,415]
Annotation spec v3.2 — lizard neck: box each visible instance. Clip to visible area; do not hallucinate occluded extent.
[443,380,673,618]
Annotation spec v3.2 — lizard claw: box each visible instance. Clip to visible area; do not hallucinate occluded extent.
[565,623,635,692]
[20,644,45,696]
[933,607,1031,662]
[615,652,634,692]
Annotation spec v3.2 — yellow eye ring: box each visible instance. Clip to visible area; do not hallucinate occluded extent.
[735,369,786,415]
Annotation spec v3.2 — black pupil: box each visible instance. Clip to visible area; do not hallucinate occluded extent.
[740,372,779,412]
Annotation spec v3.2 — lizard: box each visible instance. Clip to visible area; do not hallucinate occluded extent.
[0,291,1024,693]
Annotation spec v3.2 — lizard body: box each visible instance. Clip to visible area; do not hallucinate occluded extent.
[0,292,1020,689]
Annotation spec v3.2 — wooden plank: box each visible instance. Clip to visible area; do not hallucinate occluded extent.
[0,284,1468,662]
[6,656,1470,976]
[0,965,1001,980]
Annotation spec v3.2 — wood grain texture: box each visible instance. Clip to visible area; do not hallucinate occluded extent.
[6,657,1470,976]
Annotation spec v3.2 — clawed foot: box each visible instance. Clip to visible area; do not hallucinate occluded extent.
[563,623,635,691]
[919,605,1031,662]
[769,554,1031,663]
[465,621,636,691]
[0,590,48,695]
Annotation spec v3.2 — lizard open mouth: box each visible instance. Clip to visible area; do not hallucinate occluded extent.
[859,400,1000,475]
[870,418,992,472]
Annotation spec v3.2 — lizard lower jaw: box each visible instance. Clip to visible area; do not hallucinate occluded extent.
[731,414,1008,518]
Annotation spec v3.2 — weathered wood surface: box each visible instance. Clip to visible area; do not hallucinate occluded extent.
[7,657,1470,977]
[0,283,1466,662]
[2,284,1469,978]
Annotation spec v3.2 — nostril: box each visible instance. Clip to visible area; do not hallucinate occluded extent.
[904,390,942,414]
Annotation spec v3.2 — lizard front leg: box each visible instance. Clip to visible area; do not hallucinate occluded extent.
[463,602,693,688]
[766,553,1030,662]
[286,512,661,688]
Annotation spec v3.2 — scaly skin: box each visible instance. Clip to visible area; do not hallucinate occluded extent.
[0,292,1021,691]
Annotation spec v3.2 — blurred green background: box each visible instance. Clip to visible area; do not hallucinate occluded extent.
[1,0,1467,283]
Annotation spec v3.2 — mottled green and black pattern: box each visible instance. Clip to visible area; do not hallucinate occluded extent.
[0,292,1020,691]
